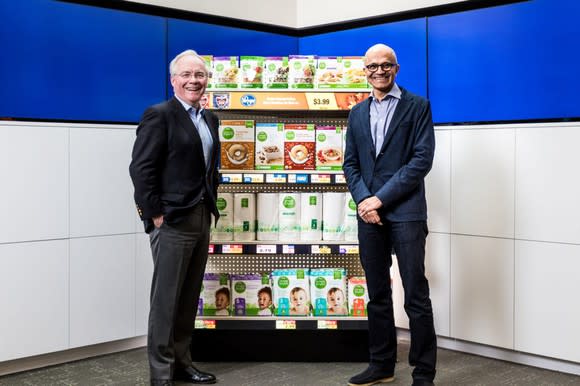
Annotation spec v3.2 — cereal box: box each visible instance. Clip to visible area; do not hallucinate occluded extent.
[288,55,316,89]
[348,276,369,317]
[213,56,239,88]
[272,268,311,316]
[264,56,289,89]
[240,56,264,88]
[315,125,343,171]
[220,120,255,170]
[310,268,348,316]
[316,56,343,89]
[284,123,315,170]
[255,123,284,170]
[198,273,231,316]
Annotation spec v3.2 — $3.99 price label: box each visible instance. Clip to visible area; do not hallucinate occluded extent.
[305,93,338,110]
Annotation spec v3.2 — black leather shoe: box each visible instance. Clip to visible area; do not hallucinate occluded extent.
[348,365,395,386]
[150,380,174,386]
[173,366,217,384]
[412,380,434,386]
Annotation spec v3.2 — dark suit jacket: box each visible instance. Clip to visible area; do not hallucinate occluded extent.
[343,86,435,222]
[129,97,220,233]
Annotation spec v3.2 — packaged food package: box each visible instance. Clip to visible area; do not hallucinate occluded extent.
[278,192,300,242]
[343,193,358,242]
[233,193,256,241]
[299,192,322,241]
[198,273,231,316]
[272,268,311,316]
[255,122,284,170]
[264,56,289,88]
[210,192,234,241]
[322,192,345,241]
[315,125,343,171]
[288,55,316,89]
[340,56,368,88]
[219,120,255,170]
[213,56,239,88]
[257,193,279,241]
[310,268,348,316]
[348,276,369,317]
[240,56,264,88]
[231,273,273,316]
[316,56,343,88]
[200,54,213,88]
[284,123,315,170]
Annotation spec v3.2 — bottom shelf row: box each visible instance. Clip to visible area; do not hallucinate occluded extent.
[195,317,368,331]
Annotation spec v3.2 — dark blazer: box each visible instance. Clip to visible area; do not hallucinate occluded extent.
[129,97,220,233]
[343,86,435,222]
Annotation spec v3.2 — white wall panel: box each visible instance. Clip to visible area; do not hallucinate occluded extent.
[135,233,153,336]
[70,128,135,237]
[515,241,580,363]
[0,126,68,243]
[69,235,135,347]
[515,126,580,244]
[426,232,450,337]
[451,129,515,238]
[451,235,514,349]
[426,130,451,233]
[0,240,68,361]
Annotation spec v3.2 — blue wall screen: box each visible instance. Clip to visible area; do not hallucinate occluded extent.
[0,0,166,122]
[299,19,428,98]
[428,0,580,123]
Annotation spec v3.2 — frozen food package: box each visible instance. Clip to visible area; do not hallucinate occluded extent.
[213,56,239,88]
[316,56,343,88]
[288,55,316,89]
[264,56,289,88]
[240,56,264,88]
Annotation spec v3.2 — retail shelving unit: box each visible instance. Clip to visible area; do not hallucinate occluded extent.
[191,89,372,362]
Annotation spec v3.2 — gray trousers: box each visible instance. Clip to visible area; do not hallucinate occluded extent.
[147,203,211,380]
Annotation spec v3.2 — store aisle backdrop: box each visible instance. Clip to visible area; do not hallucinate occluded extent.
[1,0,579,375]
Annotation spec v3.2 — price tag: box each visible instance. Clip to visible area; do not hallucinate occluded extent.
[310,174,331,184]
[256,244,277,254]
[305,93,339,110]
[311,245,331,254]
[317,320,338,329]
[339,245,359,254]
[282,245,295,254]
[195,320,216,329]
[266,173,287,183]
[222,244,243,254]
[208,244,215,254]
[221,173,243,183]
[287,174,297,183]
[334,174,347,184]
[243,173,264,183]
[276,320,297,330]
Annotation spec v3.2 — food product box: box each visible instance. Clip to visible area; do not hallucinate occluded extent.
[213,56,239,88]
[264,56,289,89]
[315,125,343,171]
[284,123,315,170]
[200,55,213,88]
[348,276,369,317]
[198,273,231,316]
[240,56,264,88]
[231,273,273,316]
[219,120,255,170]
[272,268,311,316]
[316,56,343,88]
[288,55,316,89]
[255,123,284,170]
[310,268,348,316]
[340,56,368,88]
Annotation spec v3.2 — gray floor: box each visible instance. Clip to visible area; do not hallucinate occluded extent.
[1,341,579,385]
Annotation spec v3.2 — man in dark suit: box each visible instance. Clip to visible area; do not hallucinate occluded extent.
[343,44,437,386]
[129,49,220,386]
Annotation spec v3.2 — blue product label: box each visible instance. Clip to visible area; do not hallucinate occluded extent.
[277,298,290,316]
[240,94,257,107]
[296,174,309,184]
[315,298,327,316]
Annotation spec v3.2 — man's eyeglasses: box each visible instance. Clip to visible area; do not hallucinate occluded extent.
[365,62,397,72]
[176,71,207,80]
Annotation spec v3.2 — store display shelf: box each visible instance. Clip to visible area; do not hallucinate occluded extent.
[219,170,346,184]
[196,316,368,331]
[208,243,359,255]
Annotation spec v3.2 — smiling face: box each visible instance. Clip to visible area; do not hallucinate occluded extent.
[258,292,272,309]
[364,44,400,98]
[327,289,345,308]
[215,292,229,310]
[291,288,307,308]
[170,54,208,107]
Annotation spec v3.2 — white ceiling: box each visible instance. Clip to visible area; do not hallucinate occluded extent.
[122,0,469,28]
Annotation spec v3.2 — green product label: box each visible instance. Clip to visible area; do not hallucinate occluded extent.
[241,198,249,208]
[234,282,246,294]
[315,277,327,289]
[216,197,227,211]
[317,133,326,142]
[344,60,351,68]
[268,63,276,71]
[277,123,284,131]
[309,196,317,205]
[261,274,269,285]
[278,276,289,288]
[243,64,251,70]
[311,219,318,230]
[285,131,295,140]
[283,196,296,209]
[334,270,342,280]
[348,199,356,211]
[245,121,253,128]
[307,124,315,131]
[257,131,267,142]
[230,57,237,66]
[293,61,302,69]
[243,221,249,231]
[219,274,228,285]
[222,127,234,140]
[353,285,365,297]
[297,269,305,279]
[216,63,224,71]
[319,62,326,69]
